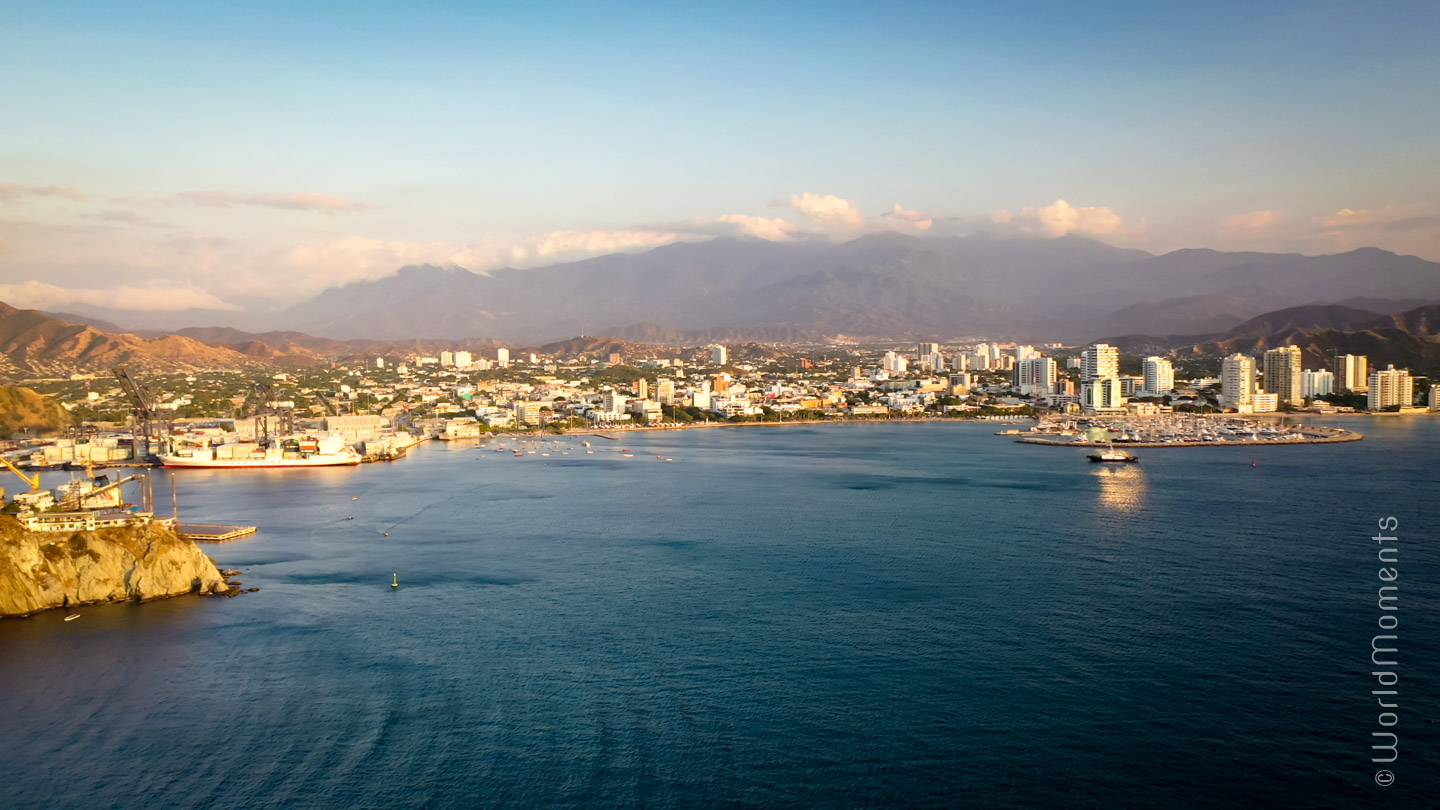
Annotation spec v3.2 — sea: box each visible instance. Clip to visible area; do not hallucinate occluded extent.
[2,418,1437,808]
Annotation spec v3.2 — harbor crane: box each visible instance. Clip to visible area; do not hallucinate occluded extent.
[247,381,295,444]
[112,366,174,452]
[0,455,42,492]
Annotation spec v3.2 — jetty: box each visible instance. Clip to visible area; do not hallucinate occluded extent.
[176,523,258,543]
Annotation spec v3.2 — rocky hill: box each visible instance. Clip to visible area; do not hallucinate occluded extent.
[0,386,71,438]
[1102,303,1440,372]
[0,518,230,618]
[0,303,259,380]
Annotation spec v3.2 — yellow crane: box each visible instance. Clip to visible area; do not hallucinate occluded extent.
[1,455,42,492]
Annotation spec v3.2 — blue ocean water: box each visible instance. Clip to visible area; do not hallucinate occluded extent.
[2,418,1437,808]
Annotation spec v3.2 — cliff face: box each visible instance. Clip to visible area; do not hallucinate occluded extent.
[0,516,228,617]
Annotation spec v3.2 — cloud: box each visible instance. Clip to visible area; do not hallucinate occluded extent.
[992,199,1128,237]
[279,228,687,296]
[1311,203,1440,257]
[876,203,934,232]
[92,209,170,228]
[715,214,800,241]
[176,190,377,212]
[1217,209,1282,237]
[0,280,239,312]
[776,192,867,231]
[0,183,87,202]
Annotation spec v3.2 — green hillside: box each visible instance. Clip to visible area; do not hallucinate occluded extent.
[0,386,72,438]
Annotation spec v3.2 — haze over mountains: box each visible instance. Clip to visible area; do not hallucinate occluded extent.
[49,233,1435,345]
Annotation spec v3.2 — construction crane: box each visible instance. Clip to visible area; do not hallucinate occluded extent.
[56,471,144,510]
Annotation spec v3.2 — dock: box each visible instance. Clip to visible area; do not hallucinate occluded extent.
[177,523,258,543]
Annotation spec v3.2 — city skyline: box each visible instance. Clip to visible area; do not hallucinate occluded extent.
[3,2,1440,315]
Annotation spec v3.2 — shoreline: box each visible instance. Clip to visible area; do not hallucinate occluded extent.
[1015,433,1364,448]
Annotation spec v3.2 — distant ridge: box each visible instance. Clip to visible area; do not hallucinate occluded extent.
[597,322,829,346]
[1100,302,1440,372]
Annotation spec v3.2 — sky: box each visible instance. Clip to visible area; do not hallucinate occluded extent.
[2,0,1439,316]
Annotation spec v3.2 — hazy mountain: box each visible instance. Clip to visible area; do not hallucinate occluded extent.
[273,235,1440,343]
[599,322,828,346]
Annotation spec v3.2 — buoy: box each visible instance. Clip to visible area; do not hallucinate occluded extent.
[384,532,390,537]
[392,573,399,589]
[352,496,359,501]
[1251,460,1258,467]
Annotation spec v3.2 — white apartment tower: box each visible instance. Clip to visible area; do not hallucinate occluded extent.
[655,378,676,405]
[712,345,728,366]
[1081,343,1119,381]
[1014,357,1057,396]
[496,348,510,368]
[1301,369,1334,399]
[453,350,472,368]
[1262,346,1304,406]
[1221,354,1255,409]
[1367,366,1413,411]
[1141,356,1174,397]
[883,351,909,375]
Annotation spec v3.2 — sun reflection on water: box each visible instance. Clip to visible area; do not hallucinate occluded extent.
[1095,464,1146,512]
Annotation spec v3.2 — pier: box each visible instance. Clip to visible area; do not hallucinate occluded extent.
[177,523,258,543]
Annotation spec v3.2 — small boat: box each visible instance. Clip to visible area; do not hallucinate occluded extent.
[582,440,591,448]
[64,614,80,622]
[391,573,399,589]
[1087,443,1138,463]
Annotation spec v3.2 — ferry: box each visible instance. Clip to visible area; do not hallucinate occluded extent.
[1087,444,1139,464]
[158,434,361,468]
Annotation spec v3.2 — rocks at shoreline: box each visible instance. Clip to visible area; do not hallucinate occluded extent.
[0,516,231,618]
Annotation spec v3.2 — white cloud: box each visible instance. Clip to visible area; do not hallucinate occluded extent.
[992,199,1128,237]
[1311,203,1440,257]
[279,228,687,296]
[0,182,87,202]
[715,214,799,241]
[0,280,239,312]
[876,203,934,232]
[176,190,377,212]
[1217,210,1282,238]
[777,192,868,231]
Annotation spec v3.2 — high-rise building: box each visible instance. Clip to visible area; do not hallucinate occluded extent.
[1012,345,1039,362]
[375,357,385,369]
[1430,385,1439,413]
[635,378,648,400]
[1142,357,1174,396]
[440,350,455,367]
[948,373,973,395]
[1261,346,1304,405]
[951,353,969,371]
[1335,354,1368,393]
[453,350,472,368]
[917,342,940,358]
[712,345,727,366]
[1367,366,1413,411]
[1081,343,1119,381]
[655,378,675,405]
[883,351,909,374]
[1301,369,1334,399]
[496,348,510,368]
[1221,354,1255,409]
[1081,377,1126,411]
[602,389,628,414]
[1014,357,1057,396]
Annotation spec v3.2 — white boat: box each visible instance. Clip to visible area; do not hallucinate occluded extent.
[159,433,361,468]
[64,614,80,622]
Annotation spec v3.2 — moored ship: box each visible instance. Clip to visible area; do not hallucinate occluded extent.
[158,434,361,468]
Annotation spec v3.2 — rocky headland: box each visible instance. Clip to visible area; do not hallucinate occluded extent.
[0,516,232,618]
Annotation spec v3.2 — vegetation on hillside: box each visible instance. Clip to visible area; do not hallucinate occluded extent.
[0,386,72,438]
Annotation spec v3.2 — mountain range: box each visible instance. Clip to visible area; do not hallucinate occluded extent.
[40,234,1440,344]
[257,235,1440,343]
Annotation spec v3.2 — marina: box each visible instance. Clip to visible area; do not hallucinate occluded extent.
[1013,414,1364,448]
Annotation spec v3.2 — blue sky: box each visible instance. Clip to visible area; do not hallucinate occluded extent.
[2,1,1438,312]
